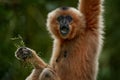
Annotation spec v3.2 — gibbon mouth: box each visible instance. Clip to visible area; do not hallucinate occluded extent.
[60,26,69,36]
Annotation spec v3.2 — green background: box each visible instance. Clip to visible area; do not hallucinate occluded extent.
[0,0,120,80]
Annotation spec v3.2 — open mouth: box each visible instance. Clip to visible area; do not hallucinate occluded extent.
[60,26,69,36]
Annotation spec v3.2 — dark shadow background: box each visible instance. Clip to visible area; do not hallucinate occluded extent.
[0,0,120,80]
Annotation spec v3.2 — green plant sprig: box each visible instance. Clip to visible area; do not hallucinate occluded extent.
[11,35,25,48]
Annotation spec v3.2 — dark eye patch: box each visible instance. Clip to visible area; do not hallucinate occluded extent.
[57,15,72,23]
[57,16,64,22]
[65,15,73,22]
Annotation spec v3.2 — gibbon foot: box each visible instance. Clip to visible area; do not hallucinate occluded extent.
[39,68,60,80]
[15,47,33,61]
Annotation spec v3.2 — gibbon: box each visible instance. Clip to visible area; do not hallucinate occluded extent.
[15,0,104,80]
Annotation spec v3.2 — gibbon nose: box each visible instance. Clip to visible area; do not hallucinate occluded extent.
[60,23,69,29]
[59,18,69,28]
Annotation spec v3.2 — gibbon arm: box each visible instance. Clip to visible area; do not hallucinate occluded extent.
[78,0,102,29]
[15,47,47,80]
[15,47,60,80]
[15,47,47,69]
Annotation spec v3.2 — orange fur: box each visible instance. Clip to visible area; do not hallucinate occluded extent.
[46,0,104,79]
[15,0,104,80]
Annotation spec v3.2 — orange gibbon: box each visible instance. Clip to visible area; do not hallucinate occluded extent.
[15,0,104,80]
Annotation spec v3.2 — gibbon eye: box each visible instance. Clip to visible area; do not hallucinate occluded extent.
[57,16,64,22]
[57,15,72,23]
[65,15,73,22]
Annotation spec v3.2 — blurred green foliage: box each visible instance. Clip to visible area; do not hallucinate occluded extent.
[0,0,120,80]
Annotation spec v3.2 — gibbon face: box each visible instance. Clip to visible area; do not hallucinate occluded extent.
[47,7,85,40]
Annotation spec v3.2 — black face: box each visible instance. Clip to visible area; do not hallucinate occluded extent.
[57,15,72,36]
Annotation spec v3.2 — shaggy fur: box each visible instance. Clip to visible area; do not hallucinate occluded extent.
[15,0,104,80]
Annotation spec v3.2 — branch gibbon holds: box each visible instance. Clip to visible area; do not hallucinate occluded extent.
[15,0,104,80]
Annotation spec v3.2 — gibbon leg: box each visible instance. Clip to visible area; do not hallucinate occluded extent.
[39,68,60,80]
[26,69,42,80]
